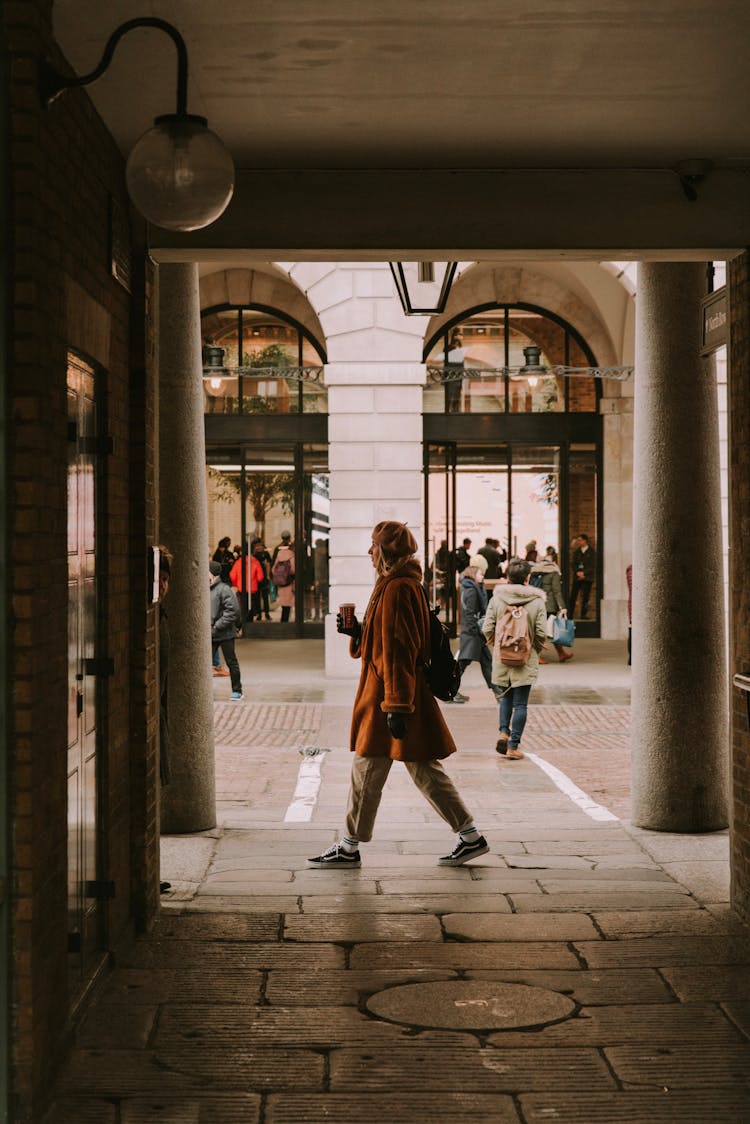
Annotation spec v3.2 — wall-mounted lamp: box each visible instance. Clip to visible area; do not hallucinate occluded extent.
[40,17,234,232]
[389,262,457,315]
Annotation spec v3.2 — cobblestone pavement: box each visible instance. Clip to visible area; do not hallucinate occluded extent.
[43,642,749,1123]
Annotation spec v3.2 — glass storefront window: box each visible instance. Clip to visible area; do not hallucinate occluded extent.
[423,304,598,416]
[201,306,327,415]
[567,445,598,622]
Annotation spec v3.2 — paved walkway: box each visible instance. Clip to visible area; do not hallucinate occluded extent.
[44,640,749,1122]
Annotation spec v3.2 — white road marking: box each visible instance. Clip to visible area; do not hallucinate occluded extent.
[283,748,327,822]
[525,753,619,821]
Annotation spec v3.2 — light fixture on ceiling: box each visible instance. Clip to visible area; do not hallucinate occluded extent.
[389,262,458,315]
[40,17,234,232]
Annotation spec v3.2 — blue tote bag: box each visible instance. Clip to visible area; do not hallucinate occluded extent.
[552,616,575,647]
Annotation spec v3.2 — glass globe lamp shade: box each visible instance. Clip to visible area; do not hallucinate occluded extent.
[126,114,235,232]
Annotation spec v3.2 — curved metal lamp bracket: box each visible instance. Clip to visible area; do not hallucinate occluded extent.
[40,17,188,116]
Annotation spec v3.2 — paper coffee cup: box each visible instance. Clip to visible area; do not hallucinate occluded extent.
[339,603,356,628]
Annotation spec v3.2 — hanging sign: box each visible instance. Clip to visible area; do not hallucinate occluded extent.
[701,287,728,355]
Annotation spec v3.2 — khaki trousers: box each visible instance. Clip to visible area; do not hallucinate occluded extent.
[344,754,473,843]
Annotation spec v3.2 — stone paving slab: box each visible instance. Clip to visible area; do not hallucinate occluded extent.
[77,1005,157,1049]
[348,941,581,970]
[118,1096,262,1123]
[265,1093,521,1124]
[465,968,673,1005]
[123,940,344,969]
[505,854,594,869]
[661,964,750,1001]
[509,892,697,912]
[265,969,457,1006]
[606,1042,750,1087]
[299,894,515,914]
[485,1003,743,1046]
[442,912,600,942]
[519,1090,750,1122]
[724,1000,750,1035]
[154,1006,478,1051]
[536,878,686,894]
[591,908,736,937]
[283,914,442,942]
[59,1050,210,1095]
[96,968,264,1005]
[204,867,296,881]
[377,878,539,894]
[474,867,673,884]
[166,895,302,913]
[147,1047,325,1090]
[42,1100,118,1123]
[329,1046,615,1091]
[576,935,750,968]
[150,913,281,940]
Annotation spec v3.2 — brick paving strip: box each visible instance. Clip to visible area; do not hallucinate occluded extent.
[43,700,750,1123]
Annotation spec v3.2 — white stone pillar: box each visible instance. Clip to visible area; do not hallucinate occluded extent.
[158,263,216,832]
[631,262,727,830]
[325,360,425,677]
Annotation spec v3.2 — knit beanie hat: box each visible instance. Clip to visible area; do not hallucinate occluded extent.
[469,553,488,574]
[371,521,418,558]
[209,561,222,576]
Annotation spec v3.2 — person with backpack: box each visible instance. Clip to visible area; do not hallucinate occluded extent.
[308,520,489,868]
[271,531,295,622]
[209,561,243,700]
[483,557,547,760]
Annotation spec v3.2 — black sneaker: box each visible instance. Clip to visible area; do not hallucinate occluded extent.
[307,843,361,867]
[438,835,490,866]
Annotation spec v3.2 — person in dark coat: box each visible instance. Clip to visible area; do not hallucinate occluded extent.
[210,561,243,699]
[308,520,489,868]
[477,537,504,579]
[456,564,495,694]
[570,533,597,618]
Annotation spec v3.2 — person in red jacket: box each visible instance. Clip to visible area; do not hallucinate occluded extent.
[229,550,264,619]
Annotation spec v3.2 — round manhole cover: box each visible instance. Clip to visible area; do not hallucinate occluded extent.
[366,980,575,1031]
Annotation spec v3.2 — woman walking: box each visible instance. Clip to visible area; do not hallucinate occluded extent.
[456,560,495,698]
[531,546,573,662]
[308,520,489,868]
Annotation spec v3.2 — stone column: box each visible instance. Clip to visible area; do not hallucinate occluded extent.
[158,263,216,832]
[325,361,425,677]
[631,262,727,831]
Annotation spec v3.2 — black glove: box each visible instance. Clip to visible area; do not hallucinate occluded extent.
[336,611,361,642]
[386,712,407,739]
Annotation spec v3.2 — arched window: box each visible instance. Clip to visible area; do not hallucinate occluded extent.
[201,304,327,415]
[424,304,598,415]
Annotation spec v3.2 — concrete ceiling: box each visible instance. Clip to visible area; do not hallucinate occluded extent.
[52,0,750,172]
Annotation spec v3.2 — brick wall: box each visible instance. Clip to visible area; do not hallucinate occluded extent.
[6,2,157,1117]
[729,251,750,923]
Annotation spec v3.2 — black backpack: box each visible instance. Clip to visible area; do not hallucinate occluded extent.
[421,589,462,701]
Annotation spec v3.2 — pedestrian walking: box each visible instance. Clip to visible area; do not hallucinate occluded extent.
[209,561,243,700]
[531,548,573,663]
[483,557,547,760]
[271,533,296,622]
[308,520,489,868]
[456,562,495,698]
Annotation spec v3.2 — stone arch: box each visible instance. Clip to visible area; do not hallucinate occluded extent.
[199,267,327,353]
[426,263,621,368]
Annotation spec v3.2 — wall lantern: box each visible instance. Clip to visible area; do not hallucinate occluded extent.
[389,261,458,315]
[40,17,235,232]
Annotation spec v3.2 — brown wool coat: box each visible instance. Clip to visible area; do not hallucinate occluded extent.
[349,560,457,762]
